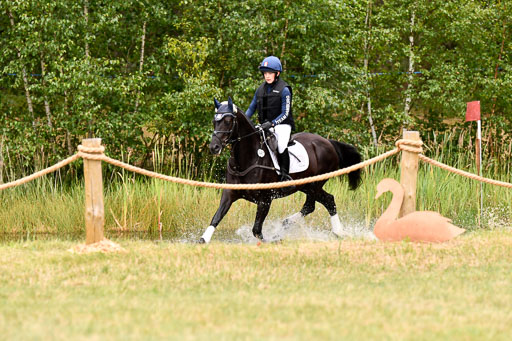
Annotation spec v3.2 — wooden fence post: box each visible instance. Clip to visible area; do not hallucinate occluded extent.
[399,130,421,218]
[82,138,104,244]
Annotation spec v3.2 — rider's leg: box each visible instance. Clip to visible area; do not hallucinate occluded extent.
[274,124,292,181]
[277,150,291,181]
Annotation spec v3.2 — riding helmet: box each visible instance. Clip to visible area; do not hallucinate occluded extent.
[258,56,283,73]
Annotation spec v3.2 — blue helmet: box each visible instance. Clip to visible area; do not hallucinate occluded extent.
[258,56,282,73]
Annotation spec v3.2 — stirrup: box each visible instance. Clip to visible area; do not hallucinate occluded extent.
[280,173,293,182]
[279,172,295,194]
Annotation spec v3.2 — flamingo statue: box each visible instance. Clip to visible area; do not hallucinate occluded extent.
[374,178,465,242]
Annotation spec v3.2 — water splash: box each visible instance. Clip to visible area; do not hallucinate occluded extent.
[481,205,512,230]
[337,216,378,241]
[174,215,376,244]
[234,215,376,244]
[235,219,334,244]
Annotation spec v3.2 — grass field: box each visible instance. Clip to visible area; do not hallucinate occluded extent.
[1,137,512,340]
[1,230,512,340]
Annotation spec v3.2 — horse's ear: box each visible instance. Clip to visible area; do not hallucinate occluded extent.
[227,96,233,112]
[214,98,221,109]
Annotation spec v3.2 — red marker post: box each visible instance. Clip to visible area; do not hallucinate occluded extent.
[466,101,482,221]
[466,101,481,172]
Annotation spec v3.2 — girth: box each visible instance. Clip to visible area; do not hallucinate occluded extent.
[227,158,276,177]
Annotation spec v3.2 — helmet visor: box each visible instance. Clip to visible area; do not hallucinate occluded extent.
[259,66,278,72]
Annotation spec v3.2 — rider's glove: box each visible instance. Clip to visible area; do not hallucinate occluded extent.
[260,121,273,130]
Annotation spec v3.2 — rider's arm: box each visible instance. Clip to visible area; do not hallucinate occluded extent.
[272,86,292,126]
[245,92,258,118]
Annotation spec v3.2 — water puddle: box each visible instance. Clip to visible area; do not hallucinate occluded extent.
[176,215,376,244]
[1,216,377,244]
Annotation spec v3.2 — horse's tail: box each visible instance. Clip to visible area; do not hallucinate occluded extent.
[329,140,362,190]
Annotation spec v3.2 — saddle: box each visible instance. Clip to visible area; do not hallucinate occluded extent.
[265,131,279,154]
[263,131,309,174]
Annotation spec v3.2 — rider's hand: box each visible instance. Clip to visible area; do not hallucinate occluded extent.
[260,121,273,130]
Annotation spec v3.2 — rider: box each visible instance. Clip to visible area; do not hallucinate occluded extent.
[245,56,295,182]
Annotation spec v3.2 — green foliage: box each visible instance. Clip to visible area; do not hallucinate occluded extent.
[0,0,511,181]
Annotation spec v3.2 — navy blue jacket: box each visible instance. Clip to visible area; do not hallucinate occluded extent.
[245,79,294,130]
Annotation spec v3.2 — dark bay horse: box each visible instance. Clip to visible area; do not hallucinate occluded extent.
[199,97,362,243]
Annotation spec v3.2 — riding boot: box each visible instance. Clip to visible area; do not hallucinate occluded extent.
[277,149,295,193]
[278,149,292,181]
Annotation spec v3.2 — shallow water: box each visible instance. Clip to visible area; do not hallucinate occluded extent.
[0,216,377,244]
[181,216,376,244]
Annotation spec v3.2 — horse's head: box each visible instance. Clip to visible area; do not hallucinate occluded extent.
[209,97,239,155]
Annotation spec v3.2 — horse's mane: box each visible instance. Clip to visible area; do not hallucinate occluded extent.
[234,106,256,130]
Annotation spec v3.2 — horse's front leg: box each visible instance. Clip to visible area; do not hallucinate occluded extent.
[199,189,238,243]
[252,200,272,241]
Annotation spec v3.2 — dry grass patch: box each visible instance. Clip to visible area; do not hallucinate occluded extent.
[1,230,512,340]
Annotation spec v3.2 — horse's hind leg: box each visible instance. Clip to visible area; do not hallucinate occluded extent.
[282,195,315,226]
[314,189,347,237]
[253,201,272,240]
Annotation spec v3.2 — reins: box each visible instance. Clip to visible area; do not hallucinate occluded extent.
[228,123,261,147]
[228,126,276,178]
[213,109,277,178]
[227,162,276,177]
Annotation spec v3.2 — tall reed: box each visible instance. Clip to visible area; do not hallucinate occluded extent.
[0,131,510,238]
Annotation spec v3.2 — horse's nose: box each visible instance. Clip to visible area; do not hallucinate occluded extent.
[210,142,221,155]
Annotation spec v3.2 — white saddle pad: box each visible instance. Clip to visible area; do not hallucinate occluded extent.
[269,140,309,174]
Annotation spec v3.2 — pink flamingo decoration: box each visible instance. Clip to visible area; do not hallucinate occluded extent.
[374,178,465,242]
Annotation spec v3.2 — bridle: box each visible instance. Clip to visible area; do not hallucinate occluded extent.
[211,107,276,177]
[212,110,260,148]
[212,112,238,148]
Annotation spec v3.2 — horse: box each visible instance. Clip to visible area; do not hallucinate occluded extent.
[199,97,362,243]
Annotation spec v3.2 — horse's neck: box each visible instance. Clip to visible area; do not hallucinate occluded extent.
[232,112,262,165]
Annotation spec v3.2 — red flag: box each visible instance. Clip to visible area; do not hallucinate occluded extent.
[466,101,481,121]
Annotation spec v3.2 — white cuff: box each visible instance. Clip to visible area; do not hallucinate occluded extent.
[201,226,216,243]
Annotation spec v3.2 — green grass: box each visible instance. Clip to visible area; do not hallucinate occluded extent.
[1,231,512,340]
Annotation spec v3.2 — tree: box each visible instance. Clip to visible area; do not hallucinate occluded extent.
[0,0,510,181]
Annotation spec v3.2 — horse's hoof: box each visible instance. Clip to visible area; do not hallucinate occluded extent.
[198,238,206,244]
[253,233,264,241]
[281,220,293,230]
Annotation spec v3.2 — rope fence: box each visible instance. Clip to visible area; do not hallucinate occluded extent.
[1,133,510,244]
[85,146,400,190]
[419,154,512,189]
[0,154,81,191]
[1,138,511,191]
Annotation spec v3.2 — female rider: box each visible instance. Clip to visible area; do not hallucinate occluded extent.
[245,56,295,182]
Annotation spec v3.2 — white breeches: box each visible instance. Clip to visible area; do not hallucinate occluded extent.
[273,124,292,153]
